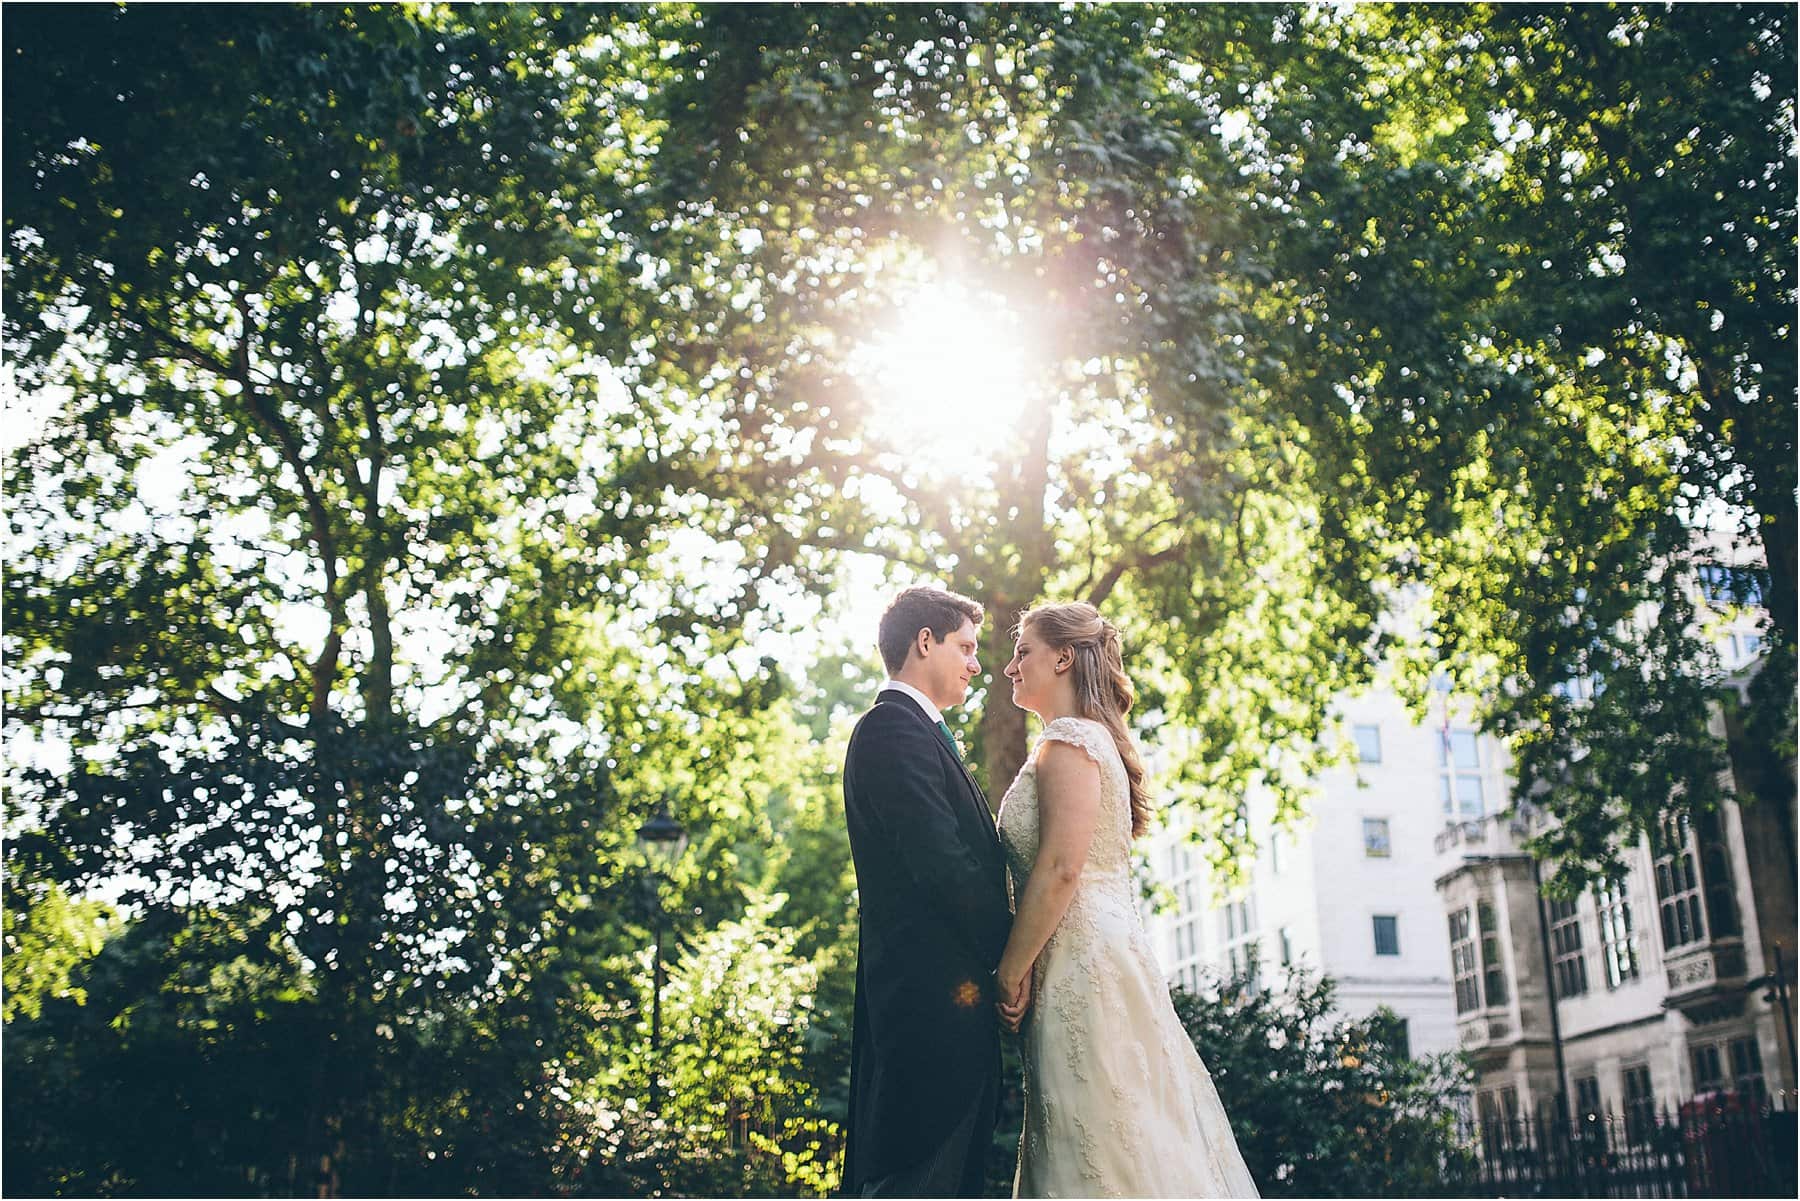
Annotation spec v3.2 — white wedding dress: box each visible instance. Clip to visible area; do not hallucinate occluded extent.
[997,716,1261,1199]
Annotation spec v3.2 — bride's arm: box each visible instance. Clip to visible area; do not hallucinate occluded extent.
[996,741,1102,1016]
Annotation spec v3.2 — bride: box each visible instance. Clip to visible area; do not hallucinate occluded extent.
[994,601,1261,1199]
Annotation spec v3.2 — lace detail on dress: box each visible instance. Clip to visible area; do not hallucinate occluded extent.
[1020,717,1133,882]
[1036,715,1111,768]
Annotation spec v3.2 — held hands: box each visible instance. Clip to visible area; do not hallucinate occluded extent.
[996,957,1034,1033]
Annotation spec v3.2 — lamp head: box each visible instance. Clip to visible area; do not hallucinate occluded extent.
[635,799,688,870]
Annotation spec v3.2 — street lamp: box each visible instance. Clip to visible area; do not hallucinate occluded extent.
[635,797,688,1101]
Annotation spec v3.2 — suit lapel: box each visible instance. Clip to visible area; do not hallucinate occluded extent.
[877,689,1000,850]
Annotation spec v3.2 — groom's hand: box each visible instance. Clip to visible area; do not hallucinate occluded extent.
[996,962,1033,1032]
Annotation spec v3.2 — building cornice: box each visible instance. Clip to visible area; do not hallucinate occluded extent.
[1555,1010,1670,1046]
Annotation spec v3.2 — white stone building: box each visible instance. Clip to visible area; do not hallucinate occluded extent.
[1139,684,1506,1059]
[1136,550,1791,1091]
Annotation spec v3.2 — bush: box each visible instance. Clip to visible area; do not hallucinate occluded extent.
[1173,965,1478,1197]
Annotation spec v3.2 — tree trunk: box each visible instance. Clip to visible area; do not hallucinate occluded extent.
[1755,488,1796,656]
[979,386,1056,802]
[981,602,1030,814]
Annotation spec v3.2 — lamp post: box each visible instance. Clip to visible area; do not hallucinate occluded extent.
[635,798,687,1104]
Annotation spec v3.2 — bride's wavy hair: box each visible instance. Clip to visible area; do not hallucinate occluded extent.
[1015,601,1152,838]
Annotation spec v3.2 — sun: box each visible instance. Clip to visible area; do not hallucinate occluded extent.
[852,281,1034,477]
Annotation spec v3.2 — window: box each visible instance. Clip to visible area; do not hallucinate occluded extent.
[1729,1036,1767,1104]
[1270,830,1285,875]
[1595,883,1641,988]
[1225,942,1260,992]
[1442,727,1479,767]
[1622,1064,1656,1145]
[1654,816,1707,951]
[1353,723,1382,763]
[1697,563,1766,608]
[1363,817,1392,858]
[1450,909,1481,1012]
[1393,1017,1411,1060]
[1278,926,1293,966]
[1696,811,1740,940]
[1729,631,1766,663]
[1477,1090,1508,1154]
[1373,914,1400,956]
[1447,911,1476,1015]
[1439,729,1484,817]
[1692,1043,1725,1093]
[1478,1085,1525,1151]
[1552,673,1599,702]
[1228,802,1249,844]
[1548,898,1589,999]
[1575,1075,1602,1121]
[1441,774,1484,817]
[1479,901,1508,1006]
[1221,898,1258,991]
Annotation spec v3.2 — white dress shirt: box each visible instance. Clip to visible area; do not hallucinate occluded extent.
[880,678,945,727]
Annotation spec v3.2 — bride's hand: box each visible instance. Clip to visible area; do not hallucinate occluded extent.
[996,959,1033,1032]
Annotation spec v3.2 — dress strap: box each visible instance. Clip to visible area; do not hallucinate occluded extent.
[1038,716,1110,768]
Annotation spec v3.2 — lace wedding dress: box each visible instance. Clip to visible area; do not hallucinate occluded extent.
[997,716,1261,1199]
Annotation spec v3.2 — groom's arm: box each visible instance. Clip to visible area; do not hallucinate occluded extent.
[855,706,1011,970]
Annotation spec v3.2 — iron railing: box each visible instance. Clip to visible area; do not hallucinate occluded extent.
[1450,1092,1796,1198]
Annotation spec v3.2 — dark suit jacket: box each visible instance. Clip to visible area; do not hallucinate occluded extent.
[841,689,1013,1190]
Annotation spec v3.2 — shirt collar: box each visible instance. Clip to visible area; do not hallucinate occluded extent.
[881,678,945,727]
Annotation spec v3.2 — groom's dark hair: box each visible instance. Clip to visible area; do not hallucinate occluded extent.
[878,586,983,674]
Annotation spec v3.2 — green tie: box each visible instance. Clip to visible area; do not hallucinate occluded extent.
[935,720,962,761]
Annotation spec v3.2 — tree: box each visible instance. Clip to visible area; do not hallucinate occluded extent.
[1,856,115,1023]
[6,6,1791,1190]
[1222,3,1795,883]
[583,896,845,1198]
[2,5,703,1190]
[615,3,1384,871]
[613,3,1795,884]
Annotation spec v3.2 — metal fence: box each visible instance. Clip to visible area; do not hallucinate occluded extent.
[1451,1094,1797,1198]
[716,1090,1797,1199]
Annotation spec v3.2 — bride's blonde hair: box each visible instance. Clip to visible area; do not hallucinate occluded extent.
[1016,601,1152,838]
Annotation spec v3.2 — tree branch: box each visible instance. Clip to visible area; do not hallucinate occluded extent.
[1087,536,1186,609]
[203,685,310,741]
[223,292,348,728]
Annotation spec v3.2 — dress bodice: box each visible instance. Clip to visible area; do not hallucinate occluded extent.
[997,716,1134,900]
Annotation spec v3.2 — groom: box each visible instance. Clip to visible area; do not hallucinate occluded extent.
[841,586,1014,1197]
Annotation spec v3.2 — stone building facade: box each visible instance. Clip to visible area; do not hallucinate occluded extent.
[1433,699,1796,1128]
[1139,684,1499,1058]
[1136,552,1792,1100]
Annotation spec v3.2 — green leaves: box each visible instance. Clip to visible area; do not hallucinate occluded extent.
[4,6,1791,1193]
[1173,966,1477,1197]
[2,6,715,1192]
